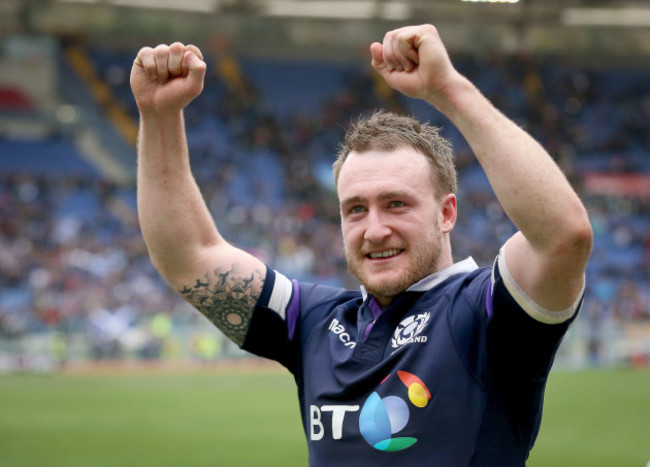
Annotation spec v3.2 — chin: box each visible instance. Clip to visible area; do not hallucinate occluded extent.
[347,250,439,297]
[360,274,411,298]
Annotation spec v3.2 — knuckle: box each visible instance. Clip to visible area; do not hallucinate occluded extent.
[154,44,168,55]
[424,24,438,35]
[169,42,185,51]
[186,44,203,59]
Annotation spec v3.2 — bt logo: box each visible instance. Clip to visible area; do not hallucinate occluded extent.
[308,370,431,452]
[359,371,431,451]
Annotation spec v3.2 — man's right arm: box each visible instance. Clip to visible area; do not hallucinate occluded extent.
[131,43,266,346]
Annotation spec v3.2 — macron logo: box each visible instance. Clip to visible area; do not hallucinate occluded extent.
[328,318,356,349]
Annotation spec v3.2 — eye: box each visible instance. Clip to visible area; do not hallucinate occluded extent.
[390,200,405,208]
[350,205,365,214]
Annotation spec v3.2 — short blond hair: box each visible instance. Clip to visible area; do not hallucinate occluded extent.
[333,110,457,198]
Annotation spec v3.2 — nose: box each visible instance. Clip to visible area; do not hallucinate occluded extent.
[363,209,391,243]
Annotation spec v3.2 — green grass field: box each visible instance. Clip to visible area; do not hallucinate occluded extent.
[0,366,648,466]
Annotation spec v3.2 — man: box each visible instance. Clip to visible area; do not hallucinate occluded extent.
[131,24,592,466]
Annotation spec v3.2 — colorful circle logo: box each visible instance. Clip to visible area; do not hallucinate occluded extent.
[358,371,431,452]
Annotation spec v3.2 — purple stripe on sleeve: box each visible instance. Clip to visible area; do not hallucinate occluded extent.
[287,279,301,340]
[486,277,494,317]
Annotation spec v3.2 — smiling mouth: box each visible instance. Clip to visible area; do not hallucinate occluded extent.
[367,249,402,259]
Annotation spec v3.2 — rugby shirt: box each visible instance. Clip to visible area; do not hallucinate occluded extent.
[241,249,582,466]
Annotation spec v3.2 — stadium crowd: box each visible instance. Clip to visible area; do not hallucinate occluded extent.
[1,43,649,365]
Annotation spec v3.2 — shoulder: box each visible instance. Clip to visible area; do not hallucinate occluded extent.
[422,267,493,348]
[428,266,492,313]
[260,268,361,312]
[257,268,362,335]
[299,281,362,311]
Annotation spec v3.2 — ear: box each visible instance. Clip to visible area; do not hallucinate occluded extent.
[440,193,457,234]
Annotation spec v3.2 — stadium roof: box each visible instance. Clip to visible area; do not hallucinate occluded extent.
[4,0,650,61]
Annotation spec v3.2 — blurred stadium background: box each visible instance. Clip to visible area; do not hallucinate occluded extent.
[0,0,649,465]
[1,0,649,372]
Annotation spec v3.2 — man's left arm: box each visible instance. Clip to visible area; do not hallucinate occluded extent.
[371,24,592,314]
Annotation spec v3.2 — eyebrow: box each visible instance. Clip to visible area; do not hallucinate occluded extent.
[340,190,413,207]
[339,195,364,209]
[378,190,412,201]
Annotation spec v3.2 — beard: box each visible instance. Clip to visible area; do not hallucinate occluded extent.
[345,228,443,301]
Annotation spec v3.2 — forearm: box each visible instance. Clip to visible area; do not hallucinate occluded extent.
[137,111,222,279]
[429,76,591,253]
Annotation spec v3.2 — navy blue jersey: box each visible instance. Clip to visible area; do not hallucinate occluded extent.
[241,253,581,466]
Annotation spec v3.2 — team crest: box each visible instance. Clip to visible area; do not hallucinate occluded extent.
[391,312,431,349]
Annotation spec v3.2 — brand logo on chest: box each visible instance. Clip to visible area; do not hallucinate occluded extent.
[391,312,431,350]
[328,318,357,349]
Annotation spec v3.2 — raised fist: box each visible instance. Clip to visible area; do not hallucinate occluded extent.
[130,42,206,115]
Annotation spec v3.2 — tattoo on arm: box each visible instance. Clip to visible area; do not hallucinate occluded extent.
[178,265,265,346]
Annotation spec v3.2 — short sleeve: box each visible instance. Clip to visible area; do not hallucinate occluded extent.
[241,267,299,372]
[496,245,583,324]
[487,250,582,378]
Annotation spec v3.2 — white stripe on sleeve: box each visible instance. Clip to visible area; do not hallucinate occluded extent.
[497,245,583,325]
[267,270,293,320]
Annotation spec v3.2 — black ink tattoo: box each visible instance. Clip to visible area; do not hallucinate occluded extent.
[178,266,264,346]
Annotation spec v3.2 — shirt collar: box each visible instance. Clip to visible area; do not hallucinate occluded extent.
[360,257,479,301]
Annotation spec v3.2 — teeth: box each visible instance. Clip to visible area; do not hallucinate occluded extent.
[369,249,400,259]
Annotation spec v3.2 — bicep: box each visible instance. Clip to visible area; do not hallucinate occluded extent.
[503,232,586,315]
[172,243,267,346]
